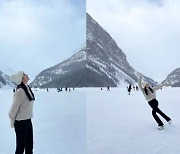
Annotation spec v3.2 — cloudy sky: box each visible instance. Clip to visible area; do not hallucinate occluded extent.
[0,0,85,80]
[87,0,180,82]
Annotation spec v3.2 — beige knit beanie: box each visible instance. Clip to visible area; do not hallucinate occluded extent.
[9,71,24,85]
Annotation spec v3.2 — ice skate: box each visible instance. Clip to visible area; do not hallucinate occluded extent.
[168,120,172,125]
[157,125,164,130]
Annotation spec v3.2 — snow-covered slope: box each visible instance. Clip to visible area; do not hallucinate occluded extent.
[0,70,15,88]
[86,13,156,87]
[30,47,87,88]
[164,68,180,87]
[31,13,157,88]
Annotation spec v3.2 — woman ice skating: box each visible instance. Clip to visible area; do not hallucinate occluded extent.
[9,71,35,154]
[138,76,171,130]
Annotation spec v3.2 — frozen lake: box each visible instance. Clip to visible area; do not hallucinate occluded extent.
[0,89,86,154]
[0,87,180,154]
[86,87,180,154]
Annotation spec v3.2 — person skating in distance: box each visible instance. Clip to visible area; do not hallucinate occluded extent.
[9,71,35,154]
[138,76,172,130]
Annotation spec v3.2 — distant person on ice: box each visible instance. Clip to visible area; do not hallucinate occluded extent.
[127,84,132,95]
[9,71,35,154]
[138,76,171,130]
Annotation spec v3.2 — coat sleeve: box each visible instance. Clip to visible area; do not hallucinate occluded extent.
[138,77,143,92]
[138,76,146,97]
[9,89,24,126]
[152,84,164,91]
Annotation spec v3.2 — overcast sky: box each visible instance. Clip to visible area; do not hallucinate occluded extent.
[0,0,85,80]
[87,0,180,82]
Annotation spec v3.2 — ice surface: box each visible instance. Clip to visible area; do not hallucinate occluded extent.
[86,87,180,154]
[0,89,86,154]
[1,87,180,154]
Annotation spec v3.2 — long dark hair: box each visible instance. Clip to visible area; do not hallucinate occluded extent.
[144,87,153,95]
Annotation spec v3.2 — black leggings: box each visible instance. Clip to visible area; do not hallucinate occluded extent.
[14,119,33,154]
[148,99,171,126]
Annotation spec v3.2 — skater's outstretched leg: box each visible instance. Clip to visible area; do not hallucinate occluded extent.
[156,108,171,122]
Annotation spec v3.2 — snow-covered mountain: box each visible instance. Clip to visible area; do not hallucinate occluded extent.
[86,13,156,87]
[0,70,15,88]
[164,68,180,87]
[0,65,14,76]
[30,47,87,88]
[31,13,157,88]
[86,14,157,86]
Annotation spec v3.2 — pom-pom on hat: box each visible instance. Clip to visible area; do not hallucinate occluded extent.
[9,71,24,85]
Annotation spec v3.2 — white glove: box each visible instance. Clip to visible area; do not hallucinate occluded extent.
[10,119,15,128]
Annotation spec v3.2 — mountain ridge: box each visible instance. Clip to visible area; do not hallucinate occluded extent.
[30,13,157,88]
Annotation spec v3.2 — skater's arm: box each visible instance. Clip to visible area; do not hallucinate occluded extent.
[152,84,164,91]
[138,76,144,92]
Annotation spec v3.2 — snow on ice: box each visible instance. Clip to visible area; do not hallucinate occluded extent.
[86,87,180,154]
[0,87,180,154]
[0,89,85,154]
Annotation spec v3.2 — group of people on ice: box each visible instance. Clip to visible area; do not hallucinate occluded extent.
[127,84,139,95]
